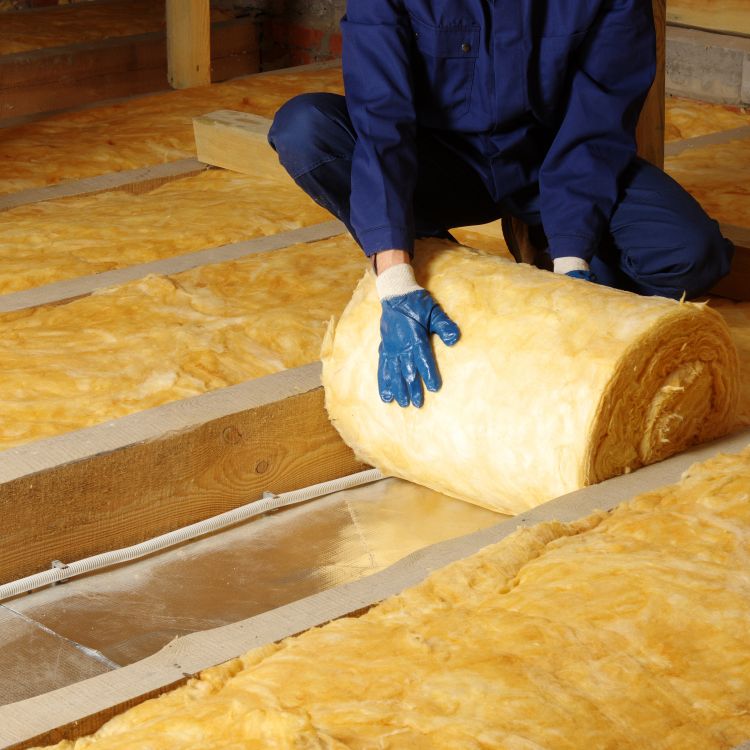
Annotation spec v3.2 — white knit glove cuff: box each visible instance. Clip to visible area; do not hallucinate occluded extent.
[553,256,590,275]
[376,263,422,300]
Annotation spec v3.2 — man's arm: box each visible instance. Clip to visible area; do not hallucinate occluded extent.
[341,1,417,257]
[539,0,656,264]
[342,2,461,408]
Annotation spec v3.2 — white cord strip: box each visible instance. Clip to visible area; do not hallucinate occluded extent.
[0,468,384,603]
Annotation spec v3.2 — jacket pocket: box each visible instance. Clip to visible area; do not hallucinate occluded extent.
[410,15,480,124]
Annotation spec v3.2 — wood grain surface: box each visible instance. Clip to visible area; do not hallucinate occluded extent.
[0,159,208,212]
[166,0,211,89]
[711,225,750,302]
[193,110,287,180]
[668,0,750,37]
[636,0,666,168]
[0,364,366,585]
[0,18,258,122]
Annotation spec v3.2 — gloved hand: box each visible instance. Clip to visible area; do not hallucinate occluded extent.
[376,265,460,408]
[565,269,597,282]
[553,257,597,283]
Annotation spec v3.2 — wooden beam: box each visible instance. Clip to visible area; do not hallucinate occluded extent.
[0,59,340,132]
[193,110,287,180]
[0,220,345,314]
[0,363,366,586]
[0,19,257,122]
[667,0,750,37]
[0,159,208,213]
[710,224,750,302]
[166,0,211,89]
[636,0,667,168]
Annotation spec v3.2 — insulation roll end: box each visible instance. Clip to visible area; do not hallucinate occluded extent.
[585,304,740,484]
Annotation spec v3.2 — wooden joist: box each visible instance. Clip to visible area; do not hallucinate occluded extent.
[0,18,258,122]
[193,110,287,180]
[166,0,211,90]
[636,0,667,169]
[667,0,750,37]
[0,158,209,213]
[711,225,750,302]
[0,363,365,586]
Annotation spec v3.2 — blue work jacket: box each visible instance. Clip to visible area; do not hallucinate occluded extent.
[341,0,656,260]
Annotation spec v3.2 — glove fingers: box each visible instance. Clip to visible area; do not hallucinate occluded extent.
[380,351,409,407]
[415,340,442,393]
[400,351,424,408]
[391,358,410,407]
[377,343,395,403]
[429,306,461,347]
[378,341,412,407]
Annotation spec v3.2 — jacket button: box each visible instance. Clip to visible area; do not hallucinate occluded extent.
[461,42,471,53]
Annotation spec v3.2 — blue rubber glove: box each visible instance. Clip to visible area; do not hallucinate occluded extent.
[565,269,597,282]
[378,290,460,408]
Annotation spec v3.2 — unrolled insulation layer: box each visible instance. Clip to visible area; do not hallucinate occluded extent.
[30,445,750,749]
[0,169,330,293]
[0,67,344,195]
[0,236,366,451]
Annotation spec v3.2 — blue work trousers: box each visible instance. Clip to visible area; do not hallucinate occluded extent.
[268,92,733,300]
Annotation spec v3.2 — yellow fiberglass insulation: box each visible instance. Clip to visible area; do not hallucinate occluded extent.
[34,445,750,749]
[0,236,366,451]
[322,241,740,514]
[0,168,331,294]
[0,66,344,195]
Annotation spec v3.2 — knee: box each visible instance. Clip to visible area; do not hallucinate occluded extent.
[670,221,733,298]
[631,220,734,300]
[268,93,350,178]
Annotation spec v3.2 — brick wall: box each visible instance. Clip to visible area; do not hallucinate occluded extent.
[225,0,346,69]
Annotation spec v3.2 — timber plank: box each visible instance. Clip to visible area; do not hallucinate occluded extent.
[166,0,211,89]
[0,158,208,212]
[193,109,285,179]
[0,18,259,121]
[636,0,666,168]
[0,59,341,131]
[0,363,366,586]
[667,0,750,37]
[711,224,750,301]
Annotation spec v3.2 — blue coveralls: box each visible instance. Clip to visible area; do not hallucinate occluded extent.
[269,0,733,299]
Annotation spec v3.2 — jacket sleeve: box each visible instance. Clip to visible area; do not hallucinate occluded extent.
[341,1,417,257]
[539,0,656,261]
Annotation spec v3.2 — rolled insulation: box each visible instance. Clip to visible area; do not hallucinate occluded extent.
[322,241,740,514]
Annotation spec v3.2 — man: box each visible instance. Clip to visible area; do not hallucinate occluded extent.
[269,0,733,409]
